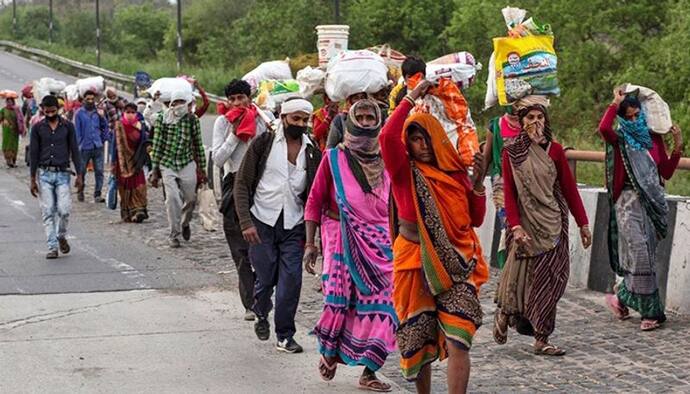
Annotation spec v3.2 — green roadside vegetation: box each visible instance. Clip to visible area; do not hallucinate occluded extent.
[1,0,688,193]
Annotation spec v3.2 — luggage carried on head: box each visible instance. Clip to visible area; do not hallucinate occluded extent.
[325,49,389,102]
[147,77,194,103]
[242,60,293,94]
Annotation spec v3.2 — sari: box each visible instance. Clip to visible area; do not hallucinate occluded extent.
[606,122,669,321]
[394,113,487,381]
[488,115,520,269]
[495,133,570,342]
[113,117,148,222]
[1,105,25,165]
[312,148,397,371]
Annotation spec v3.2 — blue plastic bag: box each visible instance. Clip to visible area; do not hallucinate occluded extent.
[107,175,118,210]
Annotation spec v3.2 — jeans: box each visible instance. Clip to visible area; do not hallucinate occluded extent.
[38,169,72,251]
[161,161,197,240]
[249,213,305,341]
[80,147,104,198]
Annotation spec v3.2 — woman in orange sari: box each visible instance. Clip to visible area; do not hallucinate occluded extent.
[113,103,149,223]
[380,80,488,393]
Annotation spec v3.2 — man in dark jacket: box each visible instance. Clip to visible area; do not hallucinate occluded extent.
[30,95,84,259]
[233,97,321,354]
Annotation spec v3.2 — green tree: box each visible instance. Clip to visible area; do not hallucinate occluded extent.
[110,4,171,58]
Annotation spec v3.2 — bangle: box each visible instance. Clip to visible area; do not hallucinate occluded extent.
[305,243,316,249]
[510,225,523,232]
[403,95,416,106]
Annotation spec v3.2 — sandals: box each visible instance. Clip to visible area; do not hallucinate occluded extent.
[605,294,630,320]
[534,344,566,356]
[640,319,661,331]
[359,373,392,392]
[493,312,508,345]
[318,355,337,381]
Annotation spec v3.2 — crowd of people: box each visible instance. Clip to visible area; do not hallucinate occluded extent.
[1,53,685,393]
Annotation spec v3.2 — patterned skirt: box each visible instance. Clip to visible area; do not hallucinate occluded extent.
[614,189,665,321]
[392,235,483,381]
[313,218,398,372]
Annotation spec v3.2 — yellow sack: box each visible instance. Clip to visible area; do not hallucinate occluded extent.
[494,35,559,105]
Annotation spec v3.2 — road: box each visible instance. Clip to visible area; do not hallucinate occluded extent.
[2,49,690,393]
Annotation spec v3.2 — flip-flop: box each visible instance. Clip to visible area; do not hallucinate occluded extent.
[359,374,392,392]
[318,355,337,381]
[640,319,661,331]
[605,294,630,320]
[534,344,566,356]
[493,312,508,345]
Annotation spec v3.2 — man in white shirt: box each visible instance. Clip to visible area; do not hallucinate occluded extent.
[233,98,322,354]
[212,79,271,322]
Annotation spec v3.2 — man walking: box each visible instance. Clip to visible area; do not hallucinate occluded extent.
[234,98,321,353]
[149,90,207,248]
[29,95,84,259]
[74,90,109,203]
[212,79,273,321]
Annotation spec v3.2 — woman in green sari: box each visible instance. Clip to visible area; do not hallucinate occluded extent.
[599,89,684,331]
[1,96,26,168]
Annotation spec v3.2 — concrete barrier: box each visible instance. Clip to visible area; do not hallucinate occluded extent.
[477,181,690,315]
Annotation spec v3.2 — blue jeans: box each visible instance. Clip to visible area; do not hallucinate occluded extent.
[80,147,104,198]
[38,170,72,251]
[249,213,305,341]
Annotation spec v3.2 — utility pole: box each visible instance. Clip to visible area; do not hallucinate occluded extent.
[176,0,182,71]
[12,0,17,37]
[48,0,53,44]
[96,0,101,67]
[334,0,340,24]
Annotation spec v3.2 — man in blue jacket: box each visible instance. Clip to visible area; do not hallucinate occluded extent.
[74,90,110,203]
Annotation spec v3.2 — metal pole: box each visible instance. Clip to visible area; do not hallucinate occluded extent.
[96,0,101,67]
[334,0,340,24]
[49,0,53,44]
[12,0,17,37]
[176,0,182,71]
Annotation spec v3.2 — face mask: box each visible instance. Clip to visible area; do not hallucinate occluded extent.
[124,113,137,122]
[285,124,307,139]
[46,114,58,122]
[84,102,95,110]
[108,97,118,103]
[172,104,187,117]
[137,104,146,113]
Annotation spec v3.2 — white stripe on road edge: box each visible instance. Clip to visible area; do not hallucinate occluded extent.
[0,191,37,221]
[75,242,149,290]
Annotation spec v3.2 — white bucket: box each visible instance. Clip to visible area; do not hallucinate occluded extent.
[316,25,349,68]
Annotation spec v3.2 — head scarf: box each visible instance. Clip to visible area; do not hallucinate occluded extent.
[280,98,313,116]
[402,112,465,173]
[617,111,652,151]
[163,91,190,124]
[341,99,384,193]
[506,104,553,166]
[512,95,550,113]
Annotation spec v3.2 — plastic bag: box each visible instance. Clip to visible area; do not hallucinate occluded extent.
[254,80,302,112]
[147,78,193,103]
[427,51,481,90]
[107,175,118,210]
[484,52,498,109]
[76,76,106,97]
[493,35,559,105]
[622,83,673,134]
[409,75,479,168]
[325,50,388,102]
[243,60,293,94]
[33,78,67,101]
[63,84,80,101]
[198,185,219,232]
[296,66,326,98]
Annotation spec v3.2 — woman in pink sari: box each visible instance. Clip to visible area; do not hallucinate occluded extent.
[304,99,396,392]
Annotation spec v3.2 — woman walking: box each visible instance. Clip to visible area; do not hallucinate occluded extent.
[600,90,683,331]
[381,80,488,393]
[1,94,26,168]
[112,103,149,223]
[304,99,396,392]
[493,97,592,356]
